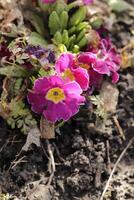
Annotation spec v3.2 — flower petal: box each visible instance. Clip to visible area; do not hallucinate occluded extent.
[77,52,96,65]
[63,81,82,95]
[27,92,46,113]
[93,60,110,75]
[49,75,64,87]
[34,77,50,93]
[73,67,89,91]
[43,102,72,122]
[88,69,103,89]
[55,53,74,73]
[111,72,119,83]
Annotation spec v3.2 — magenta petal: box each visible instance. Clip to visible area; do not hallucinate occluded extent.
[49,75,64,86]
[111,72,119,83]
[63,81,82,95]
[67,94,85,105]
[27,92,46,113]
[65,95,85,117]
[43,103,58,122]
[93,60,110,75]
[73,68,89,91]
[89,69,103,89]
[43,102,72,122]
[55,53,74,73]
[77,53,96,65]
[34,77,50,93]
[55,103,72,121]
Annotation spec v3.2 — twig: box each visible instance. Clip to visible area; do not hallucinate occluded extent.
[6,149,23,174]
[100,137,134,200]
[106,140,111,173]
[11,156,26,169]
[46,139,55,186]
[113,116,126,140]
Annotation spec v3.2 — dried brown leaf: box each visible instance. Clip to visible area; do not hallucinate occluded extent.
[100,81,119,114]
[22,127,41,151]
[40,117,55,139]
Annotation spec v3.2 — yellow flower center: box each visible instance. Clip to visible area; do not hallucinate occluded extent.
[46,87,65,104]
[62,69,75,81]
[80,63,90,70]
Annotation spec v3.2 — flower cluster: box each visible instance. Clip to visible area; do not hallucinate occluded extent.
[27,53,89,122]
[0,0,121,130]
[28,37,120,122]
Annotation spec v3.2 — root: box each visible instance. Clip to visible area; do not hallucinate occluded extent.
[46,139,56,186]
[113,116,126,140]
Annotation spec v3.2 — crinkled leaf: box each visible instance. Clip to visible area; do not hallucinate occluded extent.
[0,65,29,77]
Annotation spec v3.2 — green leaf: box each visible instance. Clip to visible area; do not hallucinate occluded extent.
[77,37,88,48]
[17,120,23,128]
[27,32,48,47]
[62,30,69,46]
[68,26,76,35]
[68,34,76,49]
[107,0,133,12]
[58,44,67,53]
[0,65,28,77]
[60,11,69,31]
[14,78,23,95]
[53,31,62,44]
[69,7,86,27]
[72,45,80,53]
[76,29,86,43]
[49,11,61,35]
[25,10,46,36]
[76,22,90,32]
[90,17,103,29]
[38,0,51,12]
[54,1,67,15]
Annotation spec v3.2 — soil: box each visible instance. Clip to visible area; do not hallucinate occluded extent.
[0,0,134,200]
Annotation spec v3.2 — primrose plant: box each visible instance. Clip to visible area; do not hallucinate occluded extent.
[0,0,121,135]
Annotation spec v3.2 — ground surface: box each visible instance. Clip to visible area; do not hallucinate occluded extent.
[0,0,134,200]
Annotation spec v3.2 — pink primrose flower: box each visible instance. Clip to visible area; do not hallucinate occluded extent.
[27,75,85,122]
[78,39,121,84]
[55,53,89,91]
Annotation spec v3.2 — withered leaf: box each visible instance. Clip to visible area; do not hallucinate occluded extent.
[40,117,55,139]
[100,81,119,114]
[22,127,41,151]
